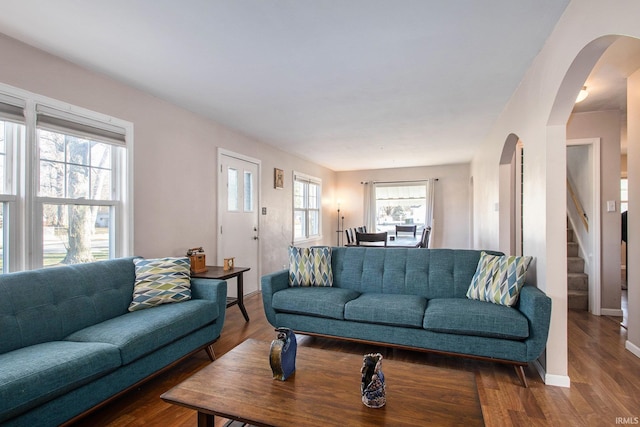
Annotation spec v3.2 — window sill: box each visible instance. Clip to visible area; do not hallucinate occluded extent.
[292,235,323,246]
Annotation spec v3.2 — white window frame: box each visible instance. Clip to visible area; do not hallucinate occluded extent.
[0,97,22,272]
[293,171,322,243]
[373,180,430,233]
[0,83,133,272]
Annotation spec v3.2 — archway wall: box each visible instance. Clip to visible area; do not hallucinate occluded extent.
[627,69,640,352]
[498,134,519,254]
[470,0,640,384]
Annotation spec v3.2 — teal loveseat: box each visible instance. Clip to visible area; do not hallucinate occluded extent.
[262,247,551,386]
[0,257,227,426]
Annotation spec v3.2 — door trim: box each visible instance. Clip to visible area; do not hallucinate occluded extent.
[567,138,601,315]
[217,148,262,290]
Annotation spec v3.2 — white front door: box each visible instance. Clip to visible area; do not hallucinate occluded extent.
[218,151,260,297]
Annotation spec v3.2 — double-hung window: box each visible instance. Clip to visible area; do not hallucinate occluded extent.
[0,85,132,272]
[0,94,25,272]
[36,106,129,266]
[293,171,321,242]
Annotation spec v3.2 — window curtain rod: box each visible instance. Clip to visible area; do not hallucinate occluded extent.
[360,178,438,184]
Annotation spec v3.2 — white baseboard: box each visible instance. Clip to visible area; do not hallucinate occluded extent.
[545,373,571,388]
[601,308,624,317]
[626,340,640,358]
[532,359,571,388]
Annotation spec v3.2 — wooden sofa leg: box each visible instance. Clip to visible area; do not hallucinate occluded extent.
[205,344,216,361]
[515,365,528,388]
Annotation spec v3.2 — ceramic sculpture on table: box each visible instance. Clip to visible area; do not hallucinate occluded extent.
[269,327,297,380]
[361,353,386,408]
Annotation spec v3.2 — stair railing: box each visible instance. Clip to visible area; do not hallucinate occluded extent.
[567,177,588,232]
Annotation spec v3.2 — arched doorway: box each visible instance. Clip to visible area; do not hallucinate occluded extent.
[548,35,640,358]
[499,134,523,256]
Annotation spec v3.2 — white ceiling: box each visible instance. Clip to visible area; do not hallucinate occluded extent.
[0,0,572,171]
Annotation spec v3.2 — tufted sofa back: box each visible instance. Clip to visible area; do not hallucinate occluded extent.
[331,248,496,299]
[0,257,136,355]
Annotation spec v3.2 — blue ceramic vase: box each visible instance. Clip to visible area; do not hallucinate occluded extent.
[269,327,297,381]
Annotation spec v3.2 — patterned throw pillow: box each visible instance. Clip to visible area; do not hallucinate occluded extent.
[466,251,533,306]
[288,246,333,287]
[289,246,311,286]
[128,257,192,312]
[310,246,333,287]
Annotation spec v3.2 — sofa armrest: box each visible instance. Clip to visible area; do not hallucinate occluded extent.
[517,284,552,361]
[191,278,227,302]
[191,278,228,330]
[261,269,289,327]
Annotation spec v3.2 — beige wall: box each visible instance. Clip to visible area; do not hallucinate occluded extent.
[258,148,337,273]
[567,111,622,312]
[0,33,336,282]
[336,163,471,249]
[472,0,640,384]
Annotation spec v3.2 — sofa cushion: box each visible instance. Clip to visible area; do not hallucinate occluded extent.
[272,287,359,319]
[288,246,333,287]
[466,251,532,306]
[344,293,427,328]
[423,298,529,340]
[66,299,219,364]
[129,257,192,312]
[0,341,121,423]
[0,257,136,355]
[330,247,500,299]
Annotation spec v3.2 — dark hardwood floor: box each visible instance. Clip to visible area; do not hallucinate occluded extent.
[71,293,640,426]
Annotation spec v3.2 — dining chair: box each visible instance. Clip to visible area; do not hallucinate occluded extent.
[345,229,353,245]
[395,224,417,237]
[356,231,388,247]
[419,226,431,248]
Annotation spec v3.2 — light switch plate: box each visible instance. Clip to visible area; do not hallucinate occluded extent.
[607,200,616,212]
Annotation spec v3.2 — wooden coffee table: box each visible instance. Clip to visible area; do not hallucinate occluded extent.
[161,339,484,426]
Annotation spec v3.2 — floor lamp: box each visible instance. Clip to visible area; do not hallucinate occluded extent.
[336,204,344,246]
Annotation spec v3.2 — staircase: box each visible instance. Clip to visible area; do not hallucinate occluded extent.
[567,223,589,310]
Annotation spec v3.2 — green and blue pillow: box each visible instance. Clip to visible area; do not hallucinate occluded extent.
[466,251,532,306]
[129,257,192,312]
[288,246,333,287]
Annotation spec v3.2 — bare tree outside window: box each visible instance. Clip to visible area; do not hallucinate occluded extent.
[39,130,112,266]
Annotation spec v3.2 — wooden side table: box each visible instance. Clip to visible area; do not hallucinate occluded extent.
[191,266,251,322]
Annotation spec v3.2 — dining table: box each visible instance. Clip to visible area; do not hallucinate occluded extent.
[345,235,421,248]
[387,235,422,248]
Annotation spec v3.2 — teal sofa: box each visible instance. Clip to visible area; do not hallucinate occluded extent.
[0,257,227,426]
[262,247,551,386]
